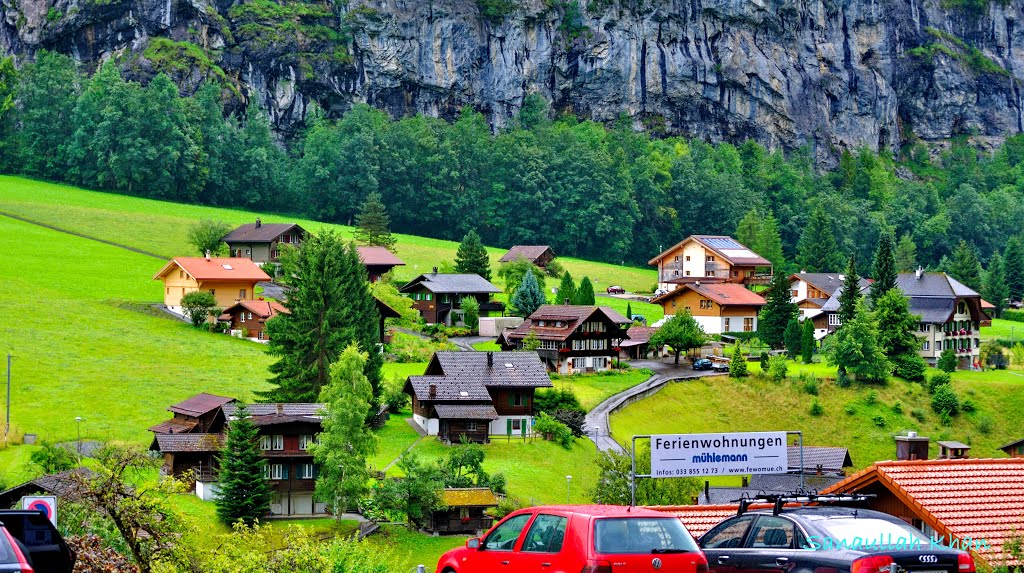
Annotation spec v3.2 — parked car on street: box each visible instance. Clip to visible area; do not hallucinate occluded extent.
[606,286,626,294]
[711,360,730,372]
[437,505,708,573]
[693,358,713,370]
[0,510,76,572]
[699,502,974,573]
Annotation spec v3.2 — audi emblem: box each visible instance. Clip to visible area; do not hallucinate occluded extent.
[652,557,663,569]
[919,555,939,563]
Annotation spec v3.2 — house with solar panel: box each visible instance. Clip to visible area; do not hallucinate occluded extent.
[648,235,773,291]
[403,351,553,443]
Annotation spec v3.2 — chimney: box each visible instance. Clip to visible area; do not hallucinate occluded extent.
[432,266,438,275]
[816,464,823,476]
[487,352,494,367]
[895,431,930,460]
[256,217,262,228]
[429,383,437,398]
[276,403,283,416]
[205,249,211,261]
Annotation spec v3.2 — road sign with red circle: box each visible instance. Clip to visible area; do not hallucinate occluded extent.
[21,496,57,526]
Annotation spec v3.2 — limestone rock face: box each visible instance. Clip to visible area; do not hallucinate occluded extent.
[3,0,1022,162]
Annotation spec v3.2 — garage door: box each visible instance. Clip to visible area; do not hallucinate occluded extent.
[292,493,313,515]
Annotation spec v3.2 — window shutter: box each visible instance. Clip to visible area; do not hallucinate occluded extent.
[283,464,289,479]
[506,419,512,435]
[508,393,514,407]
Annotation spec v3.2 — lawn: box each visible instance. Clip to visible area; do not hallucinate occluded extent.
[551,369,655,410]
[471,341,502,351]
[980,318,1024,343]
[610,358,1024,469]
[0,175,658,292]
[369,409,423,471]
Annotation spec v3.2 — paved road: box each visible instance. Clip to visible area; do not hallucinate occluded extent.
[586,359,726,453]
[257,281,290,300]
[449,336,497,351]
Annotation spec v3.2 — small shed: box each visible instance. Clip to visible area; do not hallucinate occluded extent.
[427,488,499,534]
[618,326,657,360]
[937,440,971,459]
[498,246,556,268]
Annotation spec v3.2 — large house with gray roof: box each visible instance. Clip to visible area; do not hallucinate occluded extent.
[399,271,503,325]
[221,219,306,264]
[403,351,552,443]
[498,305,632,373]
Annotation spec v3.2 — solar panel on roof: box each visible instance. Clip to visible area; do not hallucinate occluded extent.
[701,237,744,249]
[719,248,757,259]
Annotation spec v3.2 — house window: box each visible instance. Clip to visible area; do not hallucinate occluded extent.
[272,435,284,450]
[958,301,967,315]
[513,393,525,407]
[700,299,712,310]
[512,419,522,431]
[299,435,314,450]
[706,256,714,262]
[441,294,450,304]
[179,271,184,279]
[828,314,841,326]
[425,294,433,301]
[260,435,272,450]
[706,271,715,277]
[792,290,798,298]
[262,463,270,480]
[245,249,251,256]
[467,422,477,432]
[269,464,284,480]
[166,287,169,295]
[684,271,690,276]
[239,289,247,299]
[923,341,930,351]
[685,256,690,261]
[724,318,731,331]
[299,464,315,479]
[283,234,292,244]
[675,256,680,262]
[594,357,608,369]
[743,318,754,332]
[258,330,265,340]
[209,289,216,296]
[271,250,278,259]
[571,357,586,369]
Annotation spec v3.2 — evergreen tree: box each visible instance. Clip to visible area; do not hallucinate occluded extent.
[216,404,272,526]
[797,205,844,272]
[511,269,546,317]
[759,272,798,349]
[871,231,898,305]
[874,289,927,382]
[649,310,707,365]
[800,318,815,364]
[736,209,762,250]
[824,299,890,383]
[756,212,787,272]
[894,233,918,273]
[982,251,1009,318]
[454,230,491,280]
[838,256,861,326]
[262,231,382,403]
[575,277,596,305]
[784,317,802,359]
[729,344,748,378]
[311,345,377,517]
[557,271,577,305]
[353,191,397,251]
[625,302,633,322]
[948,240,982,291]
[1005,236,1024,302]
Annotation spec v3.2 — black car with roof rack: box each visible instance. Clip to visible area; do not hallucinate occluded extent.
[698,494,974,573]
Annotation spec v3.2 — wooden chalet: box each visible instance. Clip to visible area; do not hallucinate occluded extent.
[618,326,658,360]
[648,235,771,290]
[221,219,306,264]
[427,488,498,534]
[651,280,765,335]
[999,437,1024,458]
[148,393,232,435]
[399,271,503,325]
[356,246,405,283]
[498,246,556,268]
[153,255,271,314]
[498,305,631,374]
[403,351,552,444]
[218,299,290,342]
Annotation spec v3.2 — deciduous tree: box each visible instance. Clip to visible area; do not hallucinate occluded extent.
[370,452,443,529]
[180,290,218,328]
[187,219,231,256]
[498,258,546,296]
[460,296,480,331]
[649,310,707,365]
[824,299,890,383]
[1005,236,1024,302]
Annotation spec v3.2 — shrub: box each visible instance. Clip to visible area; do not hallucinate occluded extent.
[937,349,958,372]
[382,376,410,414]
[767,355,788,382]
[892,353,927,382]
[803,377,820,396]
[759,351,769,364]
[865,390,878,405]
[30,441,77,473]
[551,408,586,437]
[534,387,583,414]
[180,290,218,328]
[730,346,748,378]
[873,415,886,428]
[844,404,856,415]
[928,371,952,394]
[911,408,926,422]
[533,412,574,448]
[891,401,903,414]
[977,414,994,435]
[810,400,824,416]
[940,411,953,426]
[931,385,960,416]
[961,398,976,413]
[492,495,524,519]
[836,370,851,388]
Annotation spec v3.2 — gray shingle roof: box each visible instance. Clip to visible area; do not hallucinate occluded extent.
[937,440,971,449]
[896,272,980,298]
[748,473,846,492]
[790,273,847,297]
[907,297,955,323]
[787,446,852,474]
[504,306,633,342]
[399,273,501,295]
[499,246,554,264]
[407,376,494,401]
[431,351,553,388]
[222,403,323,418]
[434,404,499,420]
[820,280,873,312]
[153,433,224,453]
[222,222,305,243]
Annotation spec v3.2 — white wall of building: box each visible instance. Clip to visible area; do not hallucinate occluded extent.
[694,315,724,334]
[490,415,534,436]
[413,413,439,436]
[196,481,220,501]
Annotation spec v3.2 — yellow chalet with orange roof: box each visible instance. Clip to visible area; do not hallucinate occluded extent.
[153,255,271,313]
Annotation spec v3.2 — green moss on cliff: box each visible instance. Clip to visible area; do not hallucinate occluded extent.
[228,0,347,57]
[906,27,1009,77]
[476,0,518,24]
[143,38,228,81]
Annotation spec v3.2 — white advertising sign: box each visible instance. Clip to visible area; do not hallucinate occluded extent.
[650,432,788,477]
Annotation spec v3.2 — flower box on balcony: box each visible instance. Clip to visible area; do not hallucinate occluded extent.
[558,348,570,353]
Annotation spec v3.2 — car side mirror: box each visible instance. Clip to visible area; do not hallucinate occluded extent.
[467,538,481,550]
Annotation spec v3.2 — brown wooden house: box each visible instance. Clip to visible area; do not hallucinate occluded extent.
[404,351,552,444]
[498,306,632,373]
[399,272,503,325]
[222,219,306,264]
[648,235,772,291]
[999,437,1024,458]
[651,280,765,336]
[427,488,499,534]
[498,246,556,268]
[148,393,233,435]
[218,300,290,342]
[357,246,405,283]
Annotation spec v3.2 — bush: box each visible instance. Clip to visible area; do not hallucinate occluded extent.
[492,495,524,519]
[382,376,410,414]
[940,411,953,426]
[977,414,994,434]
[767,355,788,382]
[534,387,583,414]
[1003,308,1024,323]
[891,401,903,414]
[180,290,218,328]
[910,408,926,422]
[961,398,976,413]
[928,371,952,394]
[533,412,574,448]
[30,441,77,473]
[844,404,856,415]
[836,370,851,388]
[551,408,586,438]
[809,400,824,416]
[865,390,878,405]
[931,385,960,416]
[759,351,769,364]
[873,415,886,428]
[892,353,927,382]
[803,377,820,396]
[937,349,959,372]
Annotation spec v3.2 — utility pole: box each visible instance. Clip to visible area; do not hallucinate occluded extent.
[5,353,10,448]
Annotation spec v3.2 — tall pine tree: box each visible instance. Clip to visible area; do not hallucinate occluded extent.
[983,252,1009,318]
[557,271,577,305]
[1004,236,1024,302]
[870,231,898,305]
[784,317,802,359]
[759,272,798,349]
[511,269,546,317]
[874,289,927,382]
[894,233,918,273]
[216,403,272,526]
[837,256,861,326]
[262,231,382,403]
[454,230,491,280]
[354,191,397,252]
[949,240,982,291]
[797,206,844,272]
[575,277,596,305]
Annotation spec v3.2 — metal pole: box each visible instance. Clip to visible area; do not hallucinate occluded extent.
[566,475,572,503]
[5,353,10,446]
[630,436,637,507]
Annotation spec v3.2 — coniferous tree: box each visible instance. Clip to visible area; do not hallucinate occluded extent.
[626,302,633,322]
[894,233,918,273]
[511,269,546,317]
[1003,236,1024,302]
[837,256,861,326]
[797,206,844,272]
[557,271,577,305]
[353,191,397,251]
[948,240,982,291]
[311,345,377,517]
[871,232,898,305]
[454,230,491,280]
[216,404,272,526]
[262,231,382,403]
[756,213,787,273]
[729,344,748,378]
[575,277,596,306]
[982,252,1009,318]
[759,272,798,349]
[784,317,802,359]
[874,289,927,382]
[800,318,815,364]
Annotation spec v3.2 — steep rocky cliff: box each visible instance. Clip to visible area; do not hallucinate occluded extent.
[3,0,1022,162]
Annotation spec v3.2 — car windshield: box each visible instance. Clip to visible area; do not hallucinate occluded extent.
[594,517,699,554]
[811,518,931,550]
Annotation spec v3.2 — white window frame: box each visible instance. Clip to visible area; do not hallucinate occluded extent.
[299,463,315,479]
[467,422,477,432]
[828,314,841,326]
[260,435,272,451]
[299,434,313,450]
[262,463,270,479]
[272,434,284,451]
[270,464,284,480]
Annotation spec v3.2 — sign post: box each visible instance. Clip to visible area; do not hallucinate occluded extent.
[630,431,803,506]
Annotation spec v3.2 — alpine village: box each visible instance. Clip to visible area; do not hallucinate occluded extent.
[2,1,1024,572]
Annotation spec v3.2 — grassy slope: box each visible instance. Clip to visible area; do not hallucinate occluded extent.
[980,318,1024,342]
[552,369,654,411]
[611,359,1024,469]
[0,175,657,292]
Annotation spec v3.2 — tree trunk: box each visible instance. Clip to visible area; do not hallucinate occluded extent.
[674,350,680,365]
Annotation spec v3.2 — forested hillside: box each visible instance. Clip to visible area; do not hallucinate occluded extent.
[3,51,1024,270]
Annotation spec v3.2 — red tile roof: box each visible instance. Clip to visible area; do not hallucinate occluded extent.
[653,282,766,307]
[220,300,290,320]
[153,257,271,282]
[821,458,1024,566]
[357,246,405,267]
